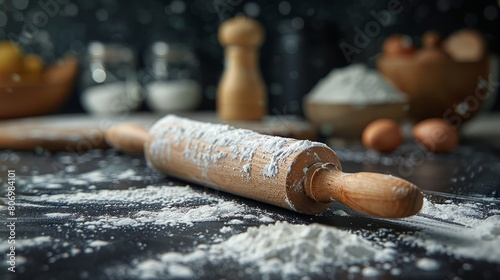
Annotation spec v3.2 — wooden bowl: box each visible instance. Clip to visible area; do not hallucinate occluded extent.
[377,30,490,124]
[304,101,408,138]
[377,54,489,123]
[0,56,78,120]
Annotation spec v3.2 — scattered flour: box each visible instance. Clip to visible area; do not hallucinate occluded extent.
[397,198,500,263]
[5,185,500,279]
[5,183,279,275]
[0,236,52,253]
[25,185,212,205]
[361,266,380,277]
[88,240,109,248]
[124,197,500,279]
[45,213,73,218]
[416,257,440,271]
[25,168,145,191]
[305,64,407,104]
[89,199,247,228]
[22,185,275,229]
[129,221,396,279]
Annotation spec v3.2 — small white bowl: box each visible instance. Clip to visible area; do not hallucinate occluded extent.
[145,79,201,113]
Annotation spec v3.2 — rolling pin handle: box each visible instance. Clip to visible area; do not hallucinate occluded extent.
[105,124,151,154]
[304,163,424,218]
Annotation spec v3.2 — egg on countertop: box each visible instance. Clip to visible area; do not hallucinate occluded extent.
[362,118,403,153]
[412,118,459,153]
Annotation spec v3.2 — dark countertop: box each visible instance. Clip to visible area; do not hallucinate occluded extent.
[1,116,500,280]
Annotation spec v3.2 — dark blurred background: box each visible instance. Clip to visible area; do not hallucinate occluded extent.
[1,0,499,114]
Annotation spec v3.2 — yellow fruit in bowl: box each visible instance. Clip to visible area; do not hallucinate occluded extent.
[19,54,45,83]
[0,41,24,75]
[23,54,44,74]
[0,41,47,84]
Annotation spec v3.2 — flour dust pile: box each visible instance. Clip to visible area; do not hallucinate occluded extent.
[128,221,396,279]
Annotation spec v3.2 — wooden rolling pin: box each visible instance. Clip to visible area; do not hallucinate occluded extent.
[105,115,423,218]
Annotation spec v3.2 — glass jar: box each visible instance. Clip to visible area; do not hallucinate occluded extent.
[80,42,142,115]
[143,42,202,113]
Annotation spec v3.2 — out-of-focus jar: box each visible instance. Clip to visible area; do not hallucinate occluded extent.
[80,42,142,115]
[144,42,201,113]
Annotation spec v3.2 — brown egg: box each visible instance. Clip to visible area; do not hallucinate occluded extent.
[382,34,415,57]
[362,119,403,153]
[412,118,458,153]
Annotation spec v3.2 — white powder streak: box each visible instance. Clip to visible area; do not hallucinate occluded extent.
[395,199,500,263]
[25,185,211,205]
[416,258,440,271]
[27,168,144,188]
[23,185,275,229]
[0,236,52,253]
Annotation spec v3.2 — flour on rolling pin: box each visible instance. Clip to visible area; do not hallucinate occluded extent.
[149,115,330,177]
[146,115,341,213]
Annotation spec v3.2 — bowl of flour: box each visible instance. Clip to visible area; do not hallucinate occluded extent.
[304,64,408,137]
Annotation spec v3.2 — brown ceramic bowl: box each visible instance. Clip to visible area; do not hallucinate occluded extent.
[304,101,408,138]
[377,37,490,124]
[377,53,489,123]
[0,56,78,120]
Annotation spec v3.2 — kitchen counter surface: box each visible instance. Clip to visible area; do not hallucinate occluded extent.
[1,114,500,280]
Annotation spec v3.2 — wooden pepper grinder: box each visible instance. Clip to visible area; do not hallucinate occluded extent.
[217,16,267,121]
